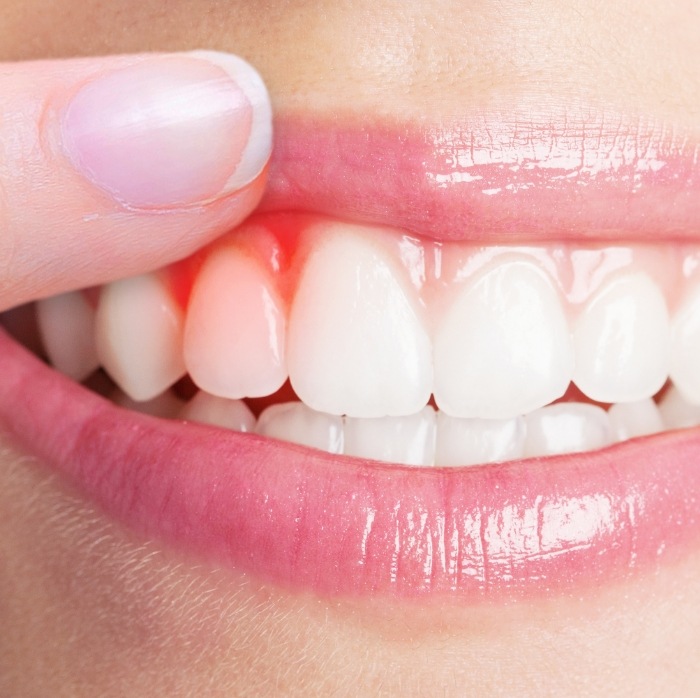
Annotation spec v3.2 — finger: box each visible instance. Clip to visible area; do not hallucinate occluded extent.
[0,51,272,310]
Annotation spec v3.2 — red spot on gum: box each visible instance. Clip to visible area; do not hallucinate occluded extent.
[162,211,323,312]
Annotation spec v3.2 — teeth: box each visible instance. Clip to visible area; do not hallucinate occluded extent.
[524,402,613,457]
[112,389,185,419]
[257,402,344,453]
[658,386,700,429]
[434,259,573,419]
[184,247,287,399]
[435,413,526,466]
[95,273,186,401]
[180,391,256,432]
[669,283,700,404]
[36,291,99,381]
[573,272,670,403]
[287,224,432,417]
[607,398,664,441]
[42,212,700,464]
[343,406,436,466]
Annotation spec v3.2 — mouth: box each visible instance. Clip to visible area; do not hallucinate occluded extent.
[3,109,700,601]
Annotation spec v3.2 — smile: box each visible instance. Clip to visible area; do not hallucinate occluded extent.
[3,109,700,600]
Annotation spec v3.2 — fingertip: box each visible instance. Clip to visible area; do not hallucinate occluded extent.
[62,52,273,210]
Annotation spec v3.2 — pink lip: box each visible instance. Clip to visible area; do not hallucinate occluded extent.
[3,329,700,599]
[261,112,700,242]
[5,114,700,601]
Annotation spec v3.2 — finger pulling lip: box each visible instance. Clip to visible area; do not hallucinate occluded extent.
[3,328,700,601]
[261,110,700,242]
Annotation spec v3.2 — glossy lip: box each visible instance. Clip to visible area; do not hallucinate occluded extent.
[261,111,700,242]
[2,327,700,600]
[5,114,700,601]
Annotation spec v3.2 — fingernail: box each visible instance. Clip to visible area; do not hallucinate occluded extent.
[62,51,272,209]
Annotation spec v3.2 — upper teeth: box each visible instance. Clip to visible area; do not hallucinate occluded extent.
[572,271,670,403]
[93,273,186,402]
[433,257,573,418]
[33,214,700,465]
[184,245,288,399]
[287,224,432,418]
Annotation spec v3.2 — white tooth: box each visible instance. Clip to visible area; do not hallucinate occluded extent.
[287,224,431,417]
[36,291,99,381]
[435,413,525,466]
[658,386,700,429]
[524,402,613,457]
[112,389,185,419]
[669,283,700,404]
[179,391,256,432]
[434,258,573,419]
[573,272,670,403]
[343,407,436,466]
[96,273,186,401]
[184,247,287,400]
[257,402,344,453]
[607,398,664,442]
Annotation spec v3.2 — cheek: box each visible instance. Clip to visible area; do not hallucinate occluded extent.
[0,443,254,692]
[0,0,698,119]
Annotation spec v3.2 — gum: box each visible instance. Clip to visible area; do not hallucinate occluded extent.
[161,212,694,324]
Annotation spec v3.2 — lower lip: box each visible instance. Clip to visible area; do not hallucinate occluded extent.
[3,328,700,600]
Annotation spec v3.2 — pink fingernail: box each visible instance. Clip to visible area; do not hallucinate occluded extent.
[63,51,272,209]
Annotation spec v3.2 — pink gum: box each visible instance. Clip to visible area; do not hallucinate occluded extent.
[161,213,700,330]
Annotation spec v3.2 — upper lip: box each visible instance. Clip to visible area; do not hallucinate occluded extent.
[260,110,700,242]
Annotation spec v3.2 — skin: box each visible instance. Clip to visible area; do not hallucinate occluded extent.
[1,1,700,695]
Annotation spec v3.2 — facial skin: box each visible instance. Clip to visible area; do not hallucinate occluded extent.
[1,1,700,696]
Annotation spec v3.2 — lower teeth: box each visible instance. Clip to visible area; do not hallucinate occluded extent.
[112,381,684,467]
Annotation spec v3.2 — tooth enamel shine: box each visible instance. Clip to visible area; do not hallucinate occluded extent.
[257,402,344,453]
[525,402,613,457]
[95,273,186,402]
[287,223,432,418]
[573,272,670,403]
[434,258,573,419]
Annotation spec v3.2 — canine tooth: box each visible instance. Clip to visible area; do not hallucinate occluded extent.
[658,386,700,429]
[36,291,99,381]
[434,259,572,419]
[573,272,670,403]
[180,391,256,432]
[96,273,186,401]
[184,247,287,399]
[343,407,436,466]
[670,283,700,404]
[257,402,344,453]
[112,389,185,418]
[524,403,612,457]
[287,224,431,417]
[435,413,525,466]
[607,398,663,441]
